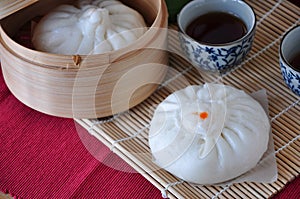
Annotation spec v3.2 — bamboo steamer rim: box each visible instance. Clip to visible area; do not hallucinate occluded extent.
[0,0,169,119]
[0,0,39,20]
[0,0,165,70]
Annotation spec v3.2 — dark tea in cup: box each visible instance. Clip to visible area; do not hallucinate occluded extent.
[186,12,247,44]
[177,0,256,73]
[289,52,300,71]
[279,25,300,96]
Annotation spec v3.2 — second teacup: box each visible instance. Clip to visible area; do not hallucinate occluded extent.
[279,25,300,96]
[178,0,256,74]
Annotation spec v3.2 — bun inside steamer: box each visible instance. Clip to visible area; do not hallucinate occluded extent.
[32,0,147,55]
[149,83,270,184]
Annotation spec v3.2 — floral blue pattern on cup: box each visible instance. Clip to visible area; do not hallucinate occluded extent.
[280,60,300,96]
[179,32,255,73]
[177,0,256,74]
[279,25,300,97]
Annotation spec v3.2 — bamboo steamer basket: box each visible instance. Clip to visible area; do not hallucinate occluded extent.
[0,0,169,118]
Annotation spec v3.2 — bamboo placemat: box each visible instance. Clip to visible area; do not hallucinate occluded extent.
[75,0,300,198]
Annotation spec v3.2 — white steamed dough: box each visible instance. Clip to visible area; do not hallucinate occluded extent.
[32,0,147,55]
[149,83,270,184]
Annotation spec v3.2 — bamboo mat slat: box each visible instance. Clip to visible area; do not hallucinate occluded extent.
[75,0,300,198]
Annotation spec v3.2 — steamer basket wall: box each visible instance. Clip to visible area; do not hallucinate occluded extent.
[0,0,169,118]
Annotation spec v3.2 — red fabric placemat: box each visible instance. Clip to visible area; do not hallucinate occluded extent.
[0,66,161,198]
[271,176,300,199]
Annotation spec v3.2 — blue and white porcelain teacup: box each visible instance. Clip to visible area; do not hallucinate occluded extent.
[177,0,256,74]
[279,25,300,96]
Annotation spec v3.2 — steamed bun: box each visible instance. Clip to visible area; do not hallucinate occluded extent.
[149,83,270,184]
[32,0,147,55]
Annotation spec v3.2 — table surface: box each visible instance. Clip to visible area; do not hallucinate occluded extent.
[0,0,299,199]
